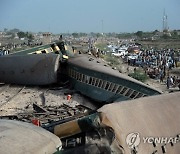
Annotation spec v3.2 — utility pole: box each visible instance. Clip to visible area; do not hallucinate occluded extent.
[101,20,104,35]
[162,9,168,32]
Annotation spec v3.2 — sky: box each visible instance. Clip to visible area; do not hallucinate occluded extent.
[0,0,180,33]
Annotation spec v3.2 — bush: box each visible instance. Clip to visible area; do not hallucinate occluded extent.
[104,55,120,66]
[128,70,148,82]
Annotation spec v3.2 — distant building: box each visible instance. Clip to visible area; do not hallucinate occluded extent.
[42,32,51,44]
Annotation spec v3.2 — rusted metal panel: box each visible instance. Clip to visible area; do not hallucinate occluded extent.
[0,54,60,85]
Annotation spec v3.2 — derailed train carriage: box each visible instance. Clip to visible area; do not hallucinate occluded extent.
[65,54,162,103]
[0,119,62,154]
[0,40,180,153]
[47,92,180,154]
[0,40,162,103]
[0,41,68,85]
[0,54,60,85]
[0,86,179,154]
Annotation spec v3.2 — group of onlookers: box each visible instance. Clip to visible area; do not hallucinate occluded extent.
[126,47,180,90]
[166,76,180,90]
[0,41,43,54]
[0,49,9,56]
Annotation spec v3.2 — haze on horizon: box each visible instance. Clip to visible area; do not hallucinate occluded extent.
[0,0,180,34]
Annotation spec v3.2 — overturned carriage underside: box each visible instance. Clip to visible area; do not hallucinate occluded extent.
[0,54,60,85]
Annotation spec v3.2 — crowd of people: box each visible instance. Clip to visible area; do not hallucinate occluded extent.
[126,48,180,90]
[0,41,43,56]
[166,76,180,89]
[0,47,10,56]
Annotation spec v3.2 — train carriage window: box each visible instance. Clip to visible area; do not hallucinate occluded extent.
[79,73,82,81]
[120,87,128,94]
[98,79,103,88]
[72,70,75,78]
[77,73,80,81]
[101,81,107,89]
[95,78,99,87]
[85,76,90,84]
[112,84,118,93]
[82,74,85,83]
[72,70,74,78]
[125,89,133,97]
[105,82,110,90]
[130,91,138,98]
[41,50,46,53]
[116,85,123,93]
[134,93,144,99]
[108,83,115,92]
[92,78,96,86]
[76,72,79,80]
[86,76,92,84]
[74,71,77,79]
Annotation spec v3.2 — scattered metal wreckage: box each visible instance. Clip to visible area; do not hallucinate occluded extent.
[0,103,93,127]
[1,92,180,153]
[56,92,180,154]
[1,40,179,153]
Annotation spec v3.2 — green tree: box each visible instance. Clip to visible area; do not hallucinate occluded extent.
[136,31,143,38]
[153,29,159,34]
[128,70,148,82]
[17,31,26,38]
[172,30,178,36]
[72,33,79,38]
[4,28,8,32]
[96,33,102,38]
[161,34,170,39]
[79,33,87,37]
[27,34,34,40]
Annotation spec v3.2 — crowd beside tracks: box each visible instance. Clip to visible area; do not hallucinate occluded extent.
[125,48,180,90]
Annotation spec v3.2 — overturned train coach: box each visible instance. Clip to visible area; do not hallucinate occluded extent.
[0,119,62,154]
[0,42,161,103]
[0,54,60,85]
[0,41,68,85]
[46,92,180,154]
[65,54,162,103]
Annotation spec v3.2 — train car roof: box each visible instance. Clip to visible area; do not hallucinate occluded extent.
[68,54,162,93]
[98,92,180,153]
[9,44,52,56]
[0,120,62,154]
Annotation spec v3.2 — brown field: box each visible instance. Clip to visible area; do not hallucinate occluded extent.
[139,40,180,50]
